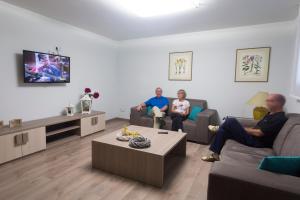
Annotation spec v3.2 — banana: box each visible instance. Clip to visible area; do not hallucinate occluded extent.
[122,127,140,138]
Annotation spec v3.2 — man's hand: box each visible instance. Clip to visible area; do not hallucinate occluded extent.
[136,105,142,111]
[245,127,264,137]
[136,103,146,111]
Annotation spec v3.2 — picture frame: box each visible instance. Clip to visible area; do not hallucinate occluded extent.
[235,47,271,82]
[169,51,193,81]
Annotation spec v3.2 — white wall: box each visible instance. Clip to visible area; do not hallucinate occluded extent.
[1,1,299,123]
[0,2,119,122]
[117,21,299,119]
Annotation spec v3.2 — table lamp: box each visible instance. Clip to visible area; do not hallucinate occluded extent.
[247,91,269,120]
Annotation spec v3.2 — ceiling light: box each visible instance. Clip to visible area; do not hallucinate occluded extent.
[102,0,203,18]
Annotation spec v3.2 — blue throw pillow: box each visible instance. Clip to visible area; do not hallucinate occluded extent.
[258,156,300,177]
[146,106,153,116]
[188,106,203,121]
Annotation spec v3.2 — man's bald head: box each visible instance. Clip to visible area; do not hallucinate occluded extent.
[266,93,286,112]
[272,94,286,107]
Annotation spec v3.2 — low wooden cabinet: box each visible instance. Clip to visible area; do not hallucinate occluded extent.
[81,114,105,137]
[0,111,105,165]
[0,127,46,164]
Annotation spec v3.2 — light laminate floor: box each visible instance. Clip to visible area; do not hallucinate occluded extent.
[0,119,212,200]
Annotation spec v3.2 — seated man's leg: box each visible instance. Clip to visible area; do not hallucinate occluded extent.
[209,118,255,154]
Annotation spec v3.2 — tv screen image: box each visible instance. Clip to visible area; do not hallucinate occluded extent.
[23,50,70,83]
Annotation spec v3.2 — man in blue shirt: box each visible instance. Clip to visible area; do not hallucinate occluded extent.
[136,87,169,112]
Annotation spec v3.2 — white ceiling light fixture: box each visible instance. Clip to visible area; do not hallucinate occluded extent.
[103,0,204,18]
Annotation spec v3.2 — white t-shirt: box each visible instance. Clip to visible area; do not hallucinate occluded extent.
[173,99,190,114]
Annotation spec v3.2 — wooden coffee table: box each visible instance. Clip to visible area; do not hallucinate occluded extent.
[92,125,187,187]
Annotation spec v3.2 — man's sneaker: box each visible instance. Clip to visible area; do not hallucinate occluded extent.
[201,153,220,162]
[208,125,219,133]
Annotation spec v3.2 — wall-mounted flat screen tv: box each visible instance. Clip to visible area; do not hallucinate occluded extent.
[23,50,70,83]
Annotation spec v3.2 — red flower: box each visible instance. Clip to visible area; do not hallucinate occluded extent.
[85,88,91,93]
[93,92,100,99]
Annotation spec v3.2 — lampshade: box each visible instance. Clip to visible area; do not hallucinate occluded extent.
[247,91,269,107]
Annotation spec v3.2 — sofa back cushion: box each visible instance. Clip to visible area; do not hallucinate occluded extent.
[166,97,207,115]
[273,115,300,156]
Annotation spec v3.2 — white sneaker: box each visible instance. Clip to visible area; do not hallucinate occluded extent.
[208,125,219,133]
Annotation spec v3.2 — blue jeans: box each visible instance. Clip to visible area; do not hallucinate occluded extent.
[210,117,262,154]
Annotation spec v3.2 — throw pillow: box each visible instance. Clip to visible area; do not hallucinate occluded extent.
[188,106,203,121]
[146,106,153,116]
[258,156,300,177]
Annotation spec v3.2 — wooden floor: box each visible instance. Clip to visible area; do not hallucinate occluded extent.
[0,119,212,200]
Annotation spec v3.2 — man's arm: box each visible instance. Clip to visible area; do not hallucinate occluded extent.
[160,105,168,112]
[136,102,146,111]
[244,127,264,137]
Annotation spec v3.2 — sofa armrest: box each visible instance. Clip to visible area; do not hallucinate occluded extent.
[208,162,300,200]
[130,106,147,116]
[196,109,219,127]
[129,106,147,125]
[195,109,219,144]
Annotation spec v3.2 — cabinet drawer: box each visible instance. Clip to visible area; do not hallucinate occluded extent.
[81,114,105,137]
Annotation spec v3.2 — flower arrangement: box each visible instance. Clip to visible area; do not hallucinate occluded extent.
[84,88,100,99]
[81,88,100,114]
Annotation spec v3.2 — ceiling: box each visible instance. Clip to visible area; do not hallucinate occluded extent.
[2,0,300,41]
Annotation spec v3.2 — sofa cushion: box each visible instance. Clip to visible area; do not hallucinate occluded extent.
[220,140,273,167]
[163,117,172,130]
[222,140,274,157]
[221,150,265,167]
[183,119,197,132]
[273,116,300,155]
[164,117,196,131]
[138,116,153,127]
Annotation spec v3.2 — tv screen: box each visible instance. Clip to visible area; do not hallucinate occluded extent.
[23,50,70,83]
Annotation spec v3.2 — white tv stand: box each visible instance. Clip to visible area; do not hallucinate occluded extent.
[0,111,105,165]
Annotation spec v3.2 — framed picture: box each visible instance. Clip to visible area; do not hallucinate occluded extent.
[169,51,193,81]
[235,47,271,82]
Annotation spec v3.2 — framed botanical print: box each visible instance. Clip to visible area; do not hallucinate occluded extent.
[169,51,193,81]
[235,47,271,82]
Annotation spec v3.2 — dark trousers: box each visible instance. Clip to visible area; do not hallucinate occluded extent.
[210,117,262,154]
[171,113,187,131]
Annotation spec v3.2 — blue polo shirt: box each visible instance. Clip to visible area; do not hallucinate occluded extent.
[145,96,169,109]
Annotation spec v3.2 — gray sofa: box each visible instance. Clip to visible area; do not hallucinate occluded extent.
[208,114,300,200]
[130,97,219,144]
